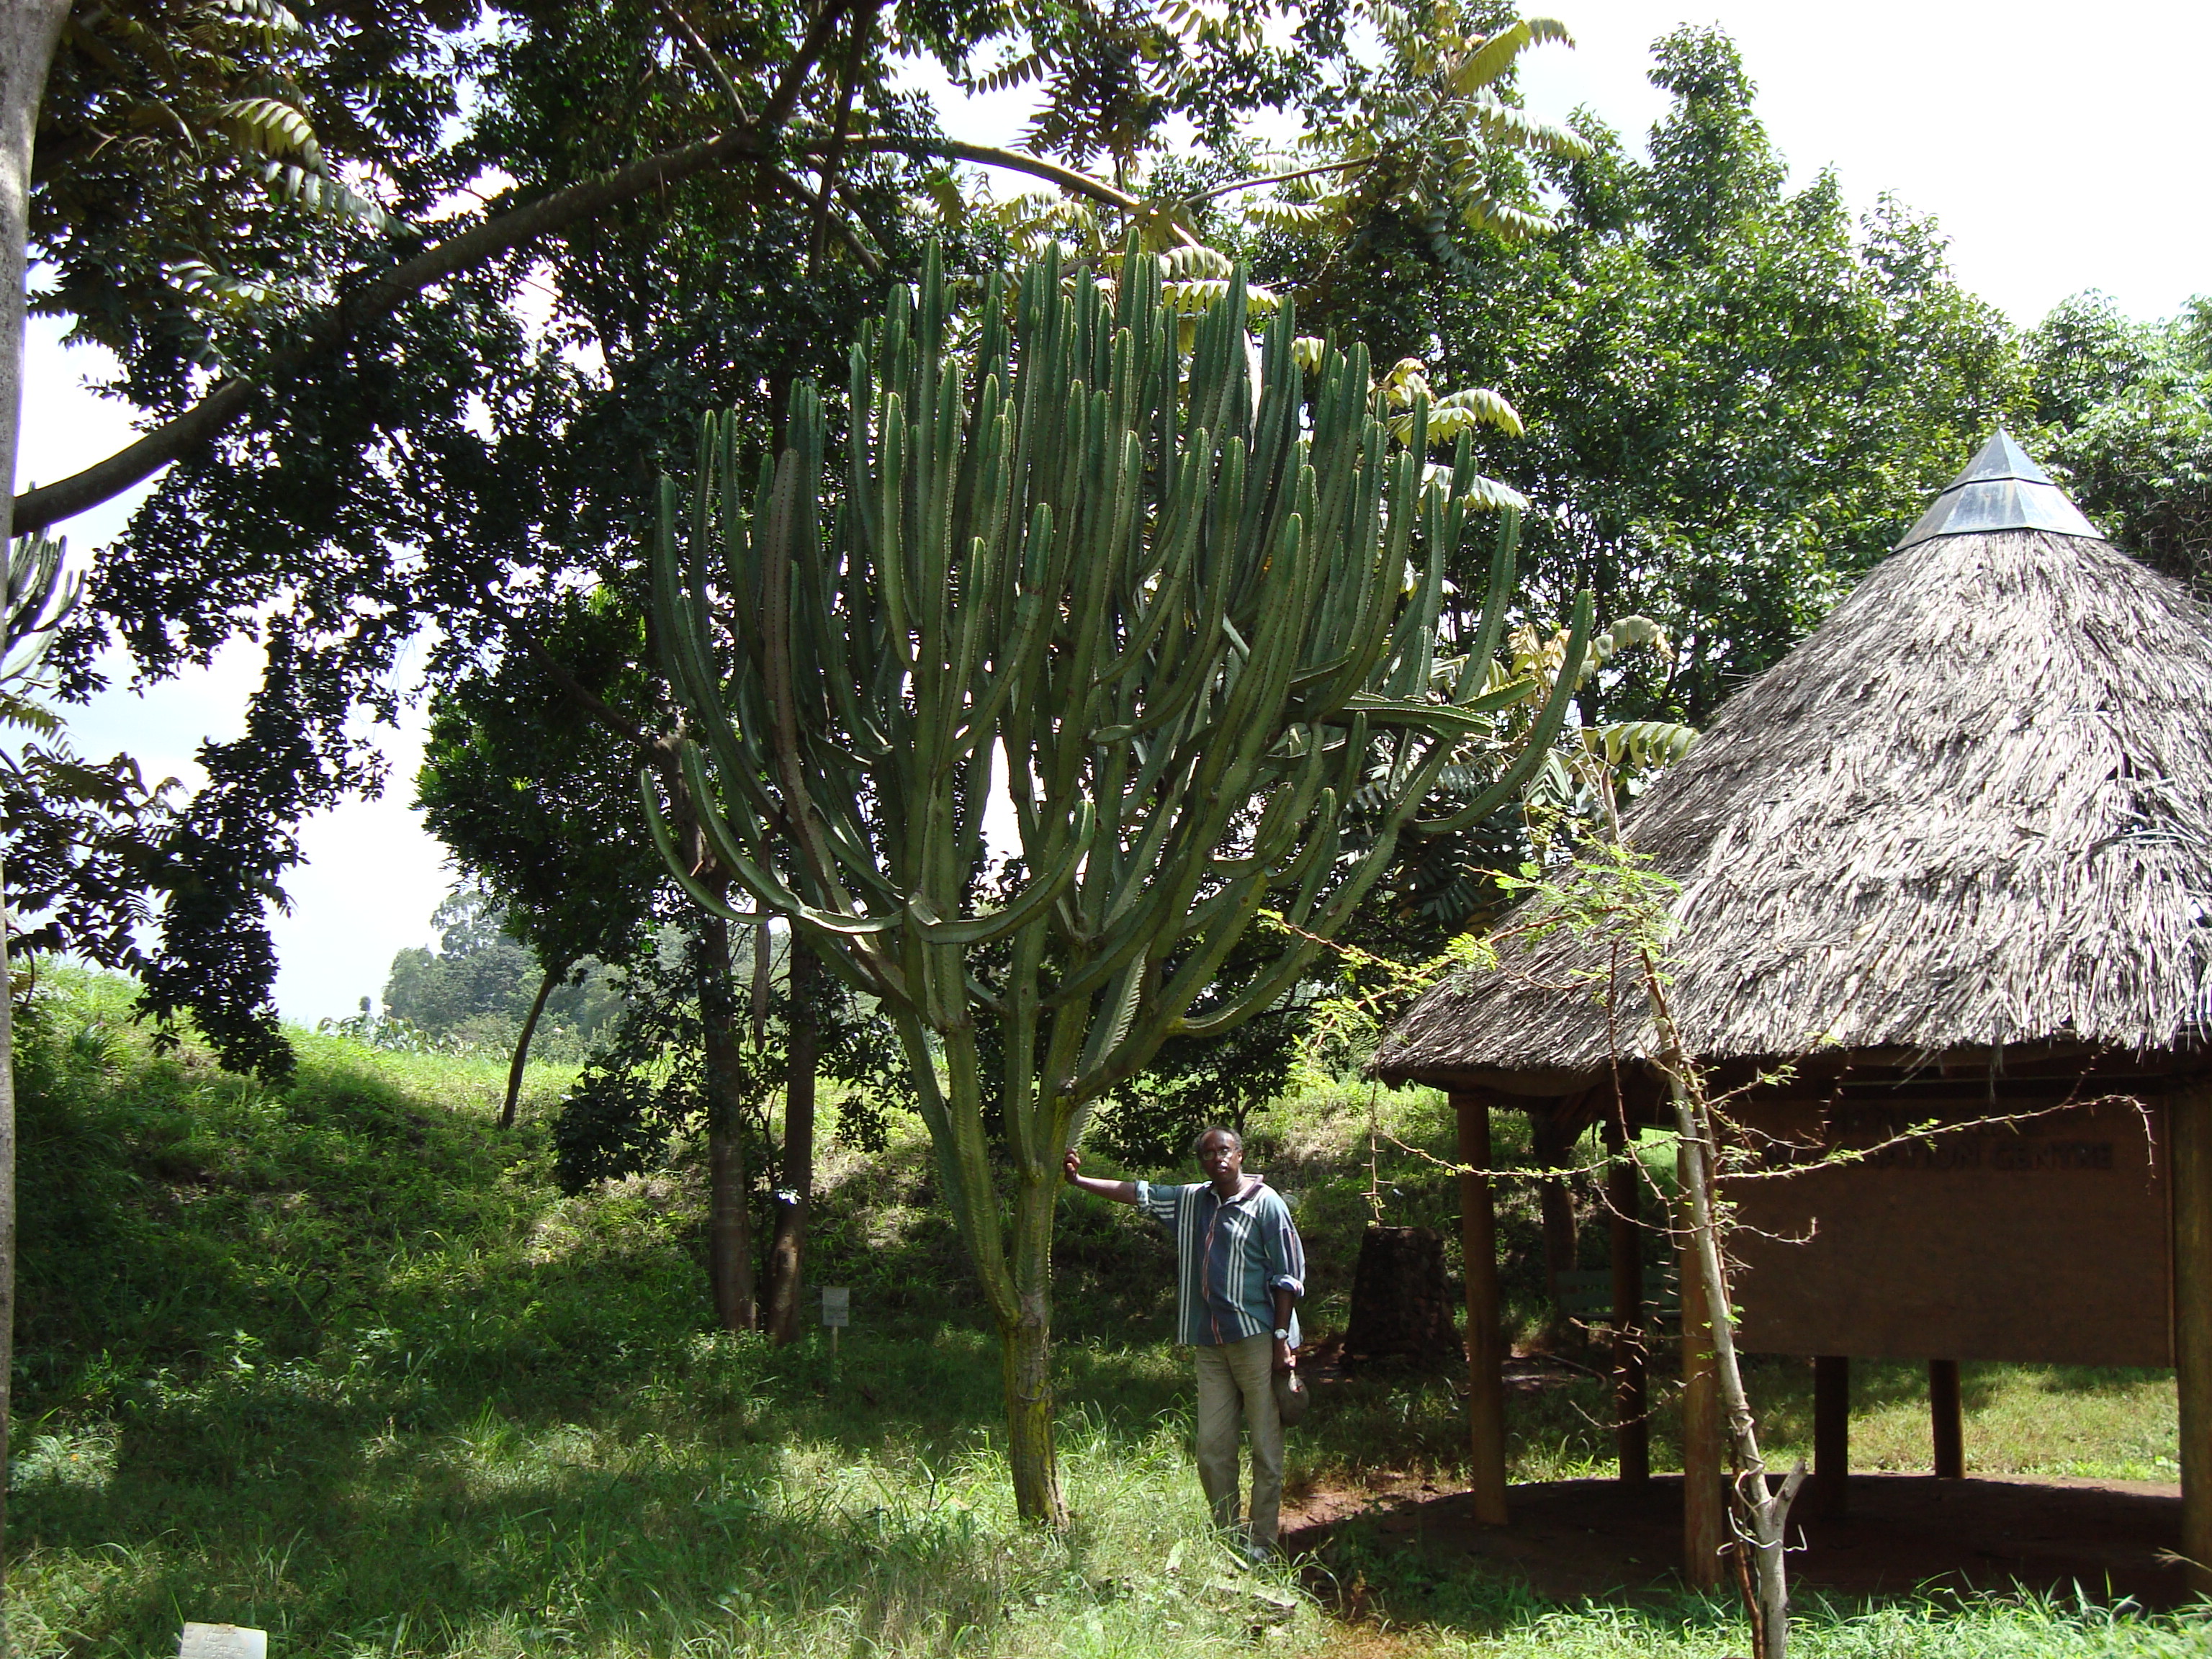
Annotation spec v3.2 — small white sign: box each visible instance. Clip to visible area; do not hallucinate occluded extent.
[821,1286,850,1328]
[181,1625,267,1659]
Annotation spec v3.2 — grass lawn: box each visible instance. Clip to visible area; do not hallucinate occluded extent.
[9,970,2204,1658]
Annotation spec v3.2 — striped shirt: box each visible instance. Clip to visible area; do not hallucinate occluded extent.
[1136,1177,1305,1348]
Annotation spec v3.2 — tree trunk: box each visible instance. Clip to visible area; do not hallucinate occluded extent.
[1676,1137,1727,1590]
[750,918,772,1046]
[1,6,77,1634]
[1342,1223,1458,1364]
[763,939,817,1345]
[0,855,17,1640]
[896,981,1082,1529]
[0,4,66,551]
[698,914,756,1334]
[1002,1162,1064,1526]
[1928,1359,1964,1479]
[1811,1356,1850,1518]
[1000,1308,1061,1524]
[1665,1061,1804,1659]
[500,962,563,1130]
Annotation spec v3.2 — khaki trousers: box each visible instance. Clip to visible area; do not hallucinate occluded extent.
[1192,1331,1284,1553]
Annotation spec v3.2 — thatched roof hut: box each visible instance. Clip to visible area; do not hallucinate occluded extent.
[1380,432,2212,1599]
[1377,430,2212,1093]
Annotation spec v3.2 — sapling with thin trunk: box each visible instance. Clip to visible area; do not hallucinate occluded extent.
[1506,829,1807,1657]
[1655,1004,1805,1659]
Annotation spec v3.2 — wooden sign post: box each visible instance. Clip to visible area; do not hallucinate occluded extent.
[821,1285,849,1357]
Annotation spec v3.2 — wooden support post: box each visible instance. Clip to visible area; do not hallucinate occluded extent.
[1677,1139,1726,1590]
[2172,1088,2212,1597]
[1532,1107,1578,1304]
[1812,1355,1849,1519]
[1929,1359,1964,1480]
[1604,1107,1648,1486]
[1455,1090,1510,1526]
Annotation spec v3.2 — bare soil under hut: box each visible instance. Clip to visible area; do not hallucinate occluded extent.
[1285,1473,2194,1609]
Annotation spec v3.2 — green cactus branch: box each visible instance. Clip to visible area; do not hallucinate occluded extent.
[644,242,1585,1523]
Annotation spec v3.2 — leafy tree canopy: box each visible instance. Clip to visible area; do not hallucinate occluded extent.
[377,883,624,1048]
[24,0,1578,1076]
[2027,293,2212,590]
[1259,24,2028,729]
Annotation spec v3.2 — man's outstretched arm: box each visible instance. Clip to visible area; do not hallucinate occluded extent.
[1063,1148,1138,1204]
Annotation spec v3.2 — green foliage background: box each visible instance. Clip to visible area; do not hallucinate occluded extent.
[1258,27,2026,731]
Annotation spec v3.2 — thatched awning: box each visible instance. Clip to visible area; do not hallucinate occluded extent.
[1377,452,2212,1094]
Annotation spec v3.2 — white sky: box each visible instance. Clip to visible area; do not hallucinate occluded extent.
[21,0,2211,1025]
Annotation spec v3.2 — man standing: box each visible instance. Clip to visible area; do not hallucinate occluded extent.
[1064,1125,1305,1558]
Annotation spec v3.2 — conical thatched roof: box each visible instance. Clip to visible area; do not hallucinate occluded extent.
[1377,439,2212,1092]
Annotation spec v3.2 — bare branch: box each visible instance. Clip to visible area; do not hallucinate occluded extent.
[657,0,751,122]
[15,109,1190,534]
[15,125,778,534]
[765,166,884,276]
[842,137,1200,247]
[809,0,878,271]
[760,0,853,132]
[1174,155,1373,208]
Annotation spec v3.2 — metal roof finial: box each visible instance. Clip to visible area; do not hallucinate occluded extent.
[1893,428,2100,550]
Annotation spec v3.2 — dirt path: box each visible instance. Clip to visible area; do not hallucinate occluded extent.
[1284,1471,2193,1608]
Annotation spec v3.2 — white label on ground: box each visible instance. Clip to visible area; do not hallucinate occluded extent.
[181,1625,268,1659]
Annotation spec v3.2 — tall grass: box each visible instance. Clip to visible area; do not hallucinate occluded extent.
[6,968,2201,1659]
[9,1339,1327,1659]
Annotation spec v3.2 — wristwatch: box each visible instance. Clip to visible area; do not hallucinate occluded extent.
[1272,1327,1290,1340]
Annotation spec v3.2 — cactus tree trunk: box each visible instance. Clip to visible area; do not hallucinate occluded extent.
[1002,1164,1065,1524]
[646,242,1586,1522]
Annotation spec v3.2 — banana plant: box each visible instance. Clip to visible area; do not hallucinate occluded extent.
[645,243,1589,1524]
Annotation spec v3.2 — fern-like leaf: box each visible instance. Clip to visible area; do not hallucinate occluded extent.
[1157,244,1232,281]
[169,257,282,308]
[1581,721,1699,770]
[1433,385,1524,436]
[1454,21,1534,92]
[214,94,322,169]
[1467,100,1594,160]
[971,51,1046,95]
[1457,475,1530,513]
[1161,277,1279,317]
[257,161,392,229]
[1243,198,1341,234]
[1460,191,1556,242]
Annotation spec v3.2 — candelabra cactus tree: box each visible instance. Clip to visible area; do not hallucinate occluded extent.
[646,245,1588,1523]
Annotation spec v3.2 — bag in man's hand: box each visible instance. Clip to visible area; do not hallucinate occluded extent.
[1273,1367,1310,1427]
